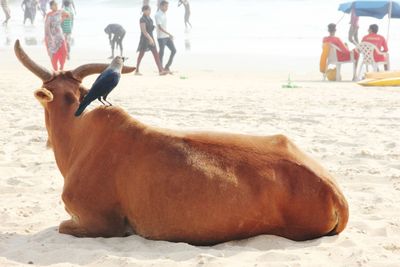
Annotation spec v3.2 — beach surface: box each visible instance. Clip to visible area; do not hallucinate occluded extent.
[1,0,400,266]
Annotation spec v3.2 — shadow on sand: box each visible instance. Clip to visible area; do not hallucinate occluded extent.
[0,226,339,265]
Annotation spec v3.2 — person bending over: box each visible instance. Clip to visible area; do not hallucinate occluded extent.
[105,24,126,59]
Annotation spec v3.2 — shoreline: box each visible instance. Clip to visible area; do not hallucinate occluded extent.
[1,44,333,81]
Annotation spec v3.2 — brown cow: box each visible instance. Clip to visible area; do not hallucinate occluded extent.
[15,40,349,245]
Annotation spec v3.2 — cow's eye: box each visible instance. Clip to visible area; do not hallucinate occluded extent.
[64,92,77,105]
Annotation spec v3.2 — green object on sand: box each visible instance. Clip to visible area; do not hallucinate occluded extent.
[180,76,188,80]
[282,75,300,88]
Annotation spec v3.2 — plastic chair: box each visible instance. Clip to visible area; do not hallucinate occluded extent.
[324,43,357,81]
[356,42,390,80]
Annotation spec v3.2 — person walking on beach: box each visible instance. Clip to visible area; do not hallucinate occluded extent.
[135,5,166,76]
[61,0,74,60]
[178,0,191,28]
[348,5,359,45]
[362,24,389,70]
[1,0,11,25]
[21,0,38,25]
[39,0,49,18]
[104,23,126,59]
[155,1,176,73]
[45,1,69,71]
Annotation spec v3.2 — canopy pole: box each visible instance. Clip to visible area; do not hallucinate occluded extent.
[336,12,346,25]
[387,1,392,43]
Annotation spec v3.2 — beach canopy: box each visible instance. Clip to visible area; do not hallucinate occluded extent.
[338,1,400,19]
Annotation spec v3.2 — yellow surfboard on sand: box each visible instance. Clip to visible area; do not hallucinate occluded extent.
[365,71,400,79]
[320,43,330,74]
[358,71,400,86]
[358,77,400,87]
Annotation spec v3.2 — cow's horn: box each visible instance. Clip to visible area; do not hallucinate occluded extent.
[72,64,136,81]
[14,40,53,82]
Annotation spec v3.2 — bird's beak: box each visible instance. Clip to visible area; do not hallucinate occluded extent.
[122,57,128,62]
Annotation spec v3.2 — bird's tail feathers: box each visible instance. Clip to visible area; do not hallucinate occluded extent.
[74,102,89,117]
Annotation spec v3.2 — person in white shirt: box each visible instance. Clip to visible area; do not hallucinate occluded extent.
[155,1,176,73]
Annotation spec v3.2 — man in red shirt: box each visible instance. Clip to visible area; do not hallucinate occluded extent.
[323,23,356,62]
[362,24,389,70]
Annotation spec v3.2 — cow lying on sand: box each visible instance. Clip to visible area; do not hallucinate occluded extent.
[15,40,349,245]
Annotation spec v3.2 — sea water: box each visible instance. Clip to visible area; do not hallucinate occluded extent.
[2,0,400,70]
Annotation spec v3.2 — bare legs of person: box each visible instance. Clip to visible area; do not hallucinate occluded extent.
[382,54,390,71]
[348,25,359,46]
[135,47,167,76]
[1,3,11,25]
[117,34,124,57]
[51,43,67,71]
[158,37,176,74]
[110,35,124,59]
[65,33,72,60]
[110,35,117,59]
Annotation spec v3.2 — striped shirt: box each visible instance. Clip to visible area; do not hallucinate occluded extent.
[61,7,74,34]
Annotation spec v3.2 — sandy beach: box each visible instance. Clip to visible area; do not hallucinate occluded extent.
[1,44,400,266]
[1,0,400,266]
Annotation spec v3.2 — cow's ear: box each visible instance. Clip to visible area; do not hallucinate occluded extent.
[79,86,89,103]
[34,88,54,104]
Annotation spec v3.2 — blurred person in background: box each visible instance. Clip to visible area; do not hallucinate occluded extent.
[155,1,176,74]
[45,0,70,70]
[62,0,74,60]
[21,0,39,25]
[39,0,49,18]
[104,23,126,59]
[1,0,11,25]
[135,5,167,76]
[178,0,191,28]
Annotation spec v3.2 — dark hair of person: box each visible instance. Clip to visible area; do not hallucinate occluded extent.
[49,0,56,8]
[160,1,169,6]
[142,5,150,12]
[328,23,336,33]
[369,24,379,33]
[63,0,71,7]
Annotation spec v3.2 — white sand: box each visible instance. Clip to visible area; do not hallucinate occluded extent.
[1,43,400,267]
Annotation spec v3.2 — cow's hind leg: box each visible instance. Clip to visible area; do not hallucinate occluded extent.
[59,212,127,238]
[60,192,128,238]
[59,218,88,237]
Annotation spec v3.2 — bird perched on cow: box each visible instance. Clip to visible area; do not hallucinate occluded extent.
[75,56,127,117]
